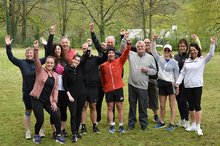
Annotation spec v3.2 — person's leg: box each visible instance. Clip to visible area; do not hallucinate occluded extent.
[159,95,167,123]
[23,91,32,138]
[169,94,176,125]
[67,100,77,135]
[148,82,159,122]
[137,88,149,129]
[128,84,137,128]
[96,85,104,122]
[76,96,86,133]
[107,102,115,124]
[59,91,68,134]
[81,101,88,125]
[32,99,44,135]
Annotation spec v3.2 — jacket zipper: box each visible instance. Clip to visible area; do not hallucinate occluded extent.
[109,63,115,90]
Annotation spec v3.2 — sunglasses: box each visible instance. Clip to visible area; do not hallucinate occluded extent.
[164,49,171,52]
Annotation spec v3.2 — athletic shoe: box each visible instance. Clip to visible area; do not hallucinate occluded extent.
[39,129,45,138]
[166,123,175,131]
[154,122,166,129]
[55,135,65,144]
[183,121,190,129]
[81,126,87,135]
[141,126,148,131]
[185,124,197,132]
[33,135,41,144]
[109,125,115,134]
[76,132,82,139]
[128,124,135,130]
[196,127,203,136]
[61,129,68,137]
[93,126,100,134]
[175,119,184,127]
[25,130,31,140]
[118,125,125,134]
[71,134,77,143]
[153,115,159,123]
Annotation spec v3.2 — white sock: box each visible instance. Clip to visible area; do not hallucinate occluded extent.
[110,122,115,126]
[197,124,201,129]
[119,123,123,127]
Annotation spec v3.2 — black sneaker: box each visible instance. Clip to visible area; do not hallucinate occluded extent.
[93,126,100,134]
[76,132,82,139]
[71,134,77,143]
[55,135,65,144]
[61,129,68,137]
[128,125,135,130]
[81,126,87,135]
[153,115,159,123]
[141,125,148,131]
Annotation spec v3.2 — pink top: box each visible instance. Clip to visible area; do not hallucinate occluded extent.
[55,63,65,75]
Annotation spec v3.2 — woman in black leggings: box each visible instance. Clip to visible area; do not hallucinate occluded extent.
[30,40,65,144]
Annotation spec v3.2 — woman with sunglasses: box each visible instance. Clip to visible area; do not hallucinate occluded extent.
[151,35,179,131]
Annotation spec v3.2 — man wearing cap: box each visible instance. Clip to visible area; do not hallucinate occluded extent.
[100,43,131,134]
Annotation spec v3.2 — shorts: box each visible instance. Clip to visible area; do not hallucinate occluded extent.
[22,91,33,110]
[86,87,98,103]
[105,88,124,103]
[159,83,175,96]
[148,82,159,110]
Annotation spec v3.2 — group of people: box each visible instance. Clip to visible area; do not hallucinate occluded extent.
[5,23,217,144]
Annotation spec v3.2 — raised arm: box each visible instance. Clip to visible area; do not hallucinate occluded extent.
[191,34,202,50]
[5,35,22,66]
[205,36,217,63]
[90,23,103,53]
[150,34,160,61]
[33,40,42,73]
[119,44,131,65]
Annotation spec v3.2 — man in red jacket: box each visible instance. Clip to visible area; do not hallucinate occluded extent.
[100,45,130,134]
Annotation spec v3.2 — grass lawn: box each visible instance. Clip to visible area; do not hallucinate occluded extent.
[0,47,220,146]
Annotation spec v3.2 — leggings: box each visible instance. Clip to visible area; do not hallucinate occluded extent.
[185,87,202,111]
[32,98,61,135]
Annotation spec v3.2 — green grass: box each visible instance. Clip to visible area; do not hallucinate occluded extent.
[0,47,220,146]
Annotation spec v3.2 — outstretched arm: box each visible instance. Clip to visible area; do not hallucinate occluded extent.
[150,34,160,61]
[33,40,42,73]
[90,23,103,54]
[205,36,217,63]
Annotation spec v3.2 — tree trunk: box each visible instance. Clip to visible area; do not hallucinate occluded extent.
[141,0,147,39]
[99,0,105,41]
[149,0,153,39]
[22,0,27,42]
[4,0,11,35]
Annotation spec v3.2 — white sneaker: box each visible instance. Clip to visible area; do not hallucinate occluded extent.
[26,130,31,139]
[183,121,190,129]
[196,128,203,136]
[185,124,197,132]
[175,119,184,127]
[39,129,45,138]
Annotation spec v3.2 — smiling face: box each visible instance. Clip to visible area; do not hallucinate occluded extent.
[179,42,187,54]
[60,37,70,51]
[82,43,89,54]
[144,39,151,52]
[72,56,81,67]
[45,57,55,71]
[25,49,34,60]
[136,41,146,55]
[54,45,62,57]
[190,46,199,59]
[106,36,115,47]
[107,50,116,61]
[163,48,172,58]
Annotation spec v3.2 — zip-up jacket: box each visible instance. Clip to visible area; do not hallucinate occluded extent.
[100,45,130,92]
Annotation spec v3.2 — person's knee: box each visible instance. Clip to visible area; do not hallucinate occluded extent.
[25,110,32,117]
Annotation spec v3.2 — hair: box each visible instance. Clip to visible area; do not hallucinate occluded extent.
[135,40,145,48]
[189,43,202,58]
[72,54,81,60]
[51,43,68,64]
[59,36,70,44]
[46,55,56,62]
[25,47,34,53]
[105,36,115,43]
[178,38,188,52]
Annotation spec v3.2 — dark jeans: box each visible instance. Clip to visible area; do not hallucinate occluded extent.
[128,84,149,128]
[32,98,61,135]
[176,83,189,120]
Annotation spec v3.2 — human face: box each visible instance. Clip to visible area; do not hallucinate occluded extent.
[72,56,80,67]
[87,38,92,46]
[82,44,89,54]
[106,38,115,47]
[25,50,34,60]
[179,42,187,54]
[55,45,62,57]
[190,46,198,59]
[45,58,55,71]
[144,39,151,52]
[136,42,146,55]
[101,43,107,51]
[60,38,70,51]
[108,51,116,61]
[163,48,172,58]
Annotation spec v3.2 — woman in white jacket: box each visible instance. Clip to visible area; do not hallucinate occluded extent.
[175,36,217,136]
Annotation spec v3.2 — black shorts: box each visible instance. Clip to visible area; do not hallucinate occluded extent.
[159,83,175,96]
[86,87,98,103]
[105,88,124,103]
[148,82,159,110]
[22,91,33,110]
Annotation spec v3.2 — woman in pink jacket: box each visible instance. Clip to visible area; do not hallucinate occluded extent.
[30,41,65,144]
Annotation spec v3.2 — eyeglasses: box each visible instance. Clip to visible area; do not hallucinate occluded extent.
[164,49,171,52]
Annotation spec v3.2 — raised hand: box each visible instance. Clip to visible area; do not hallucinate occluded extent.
[210,36,217,44]
[89,23,94,32]
[5,35,13,45]
[191,34,198,40]
[152,34,158,41]
[120,28,125,35]
[39,37,47,45]
[34,40,39,50]
[50,25,56,34]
